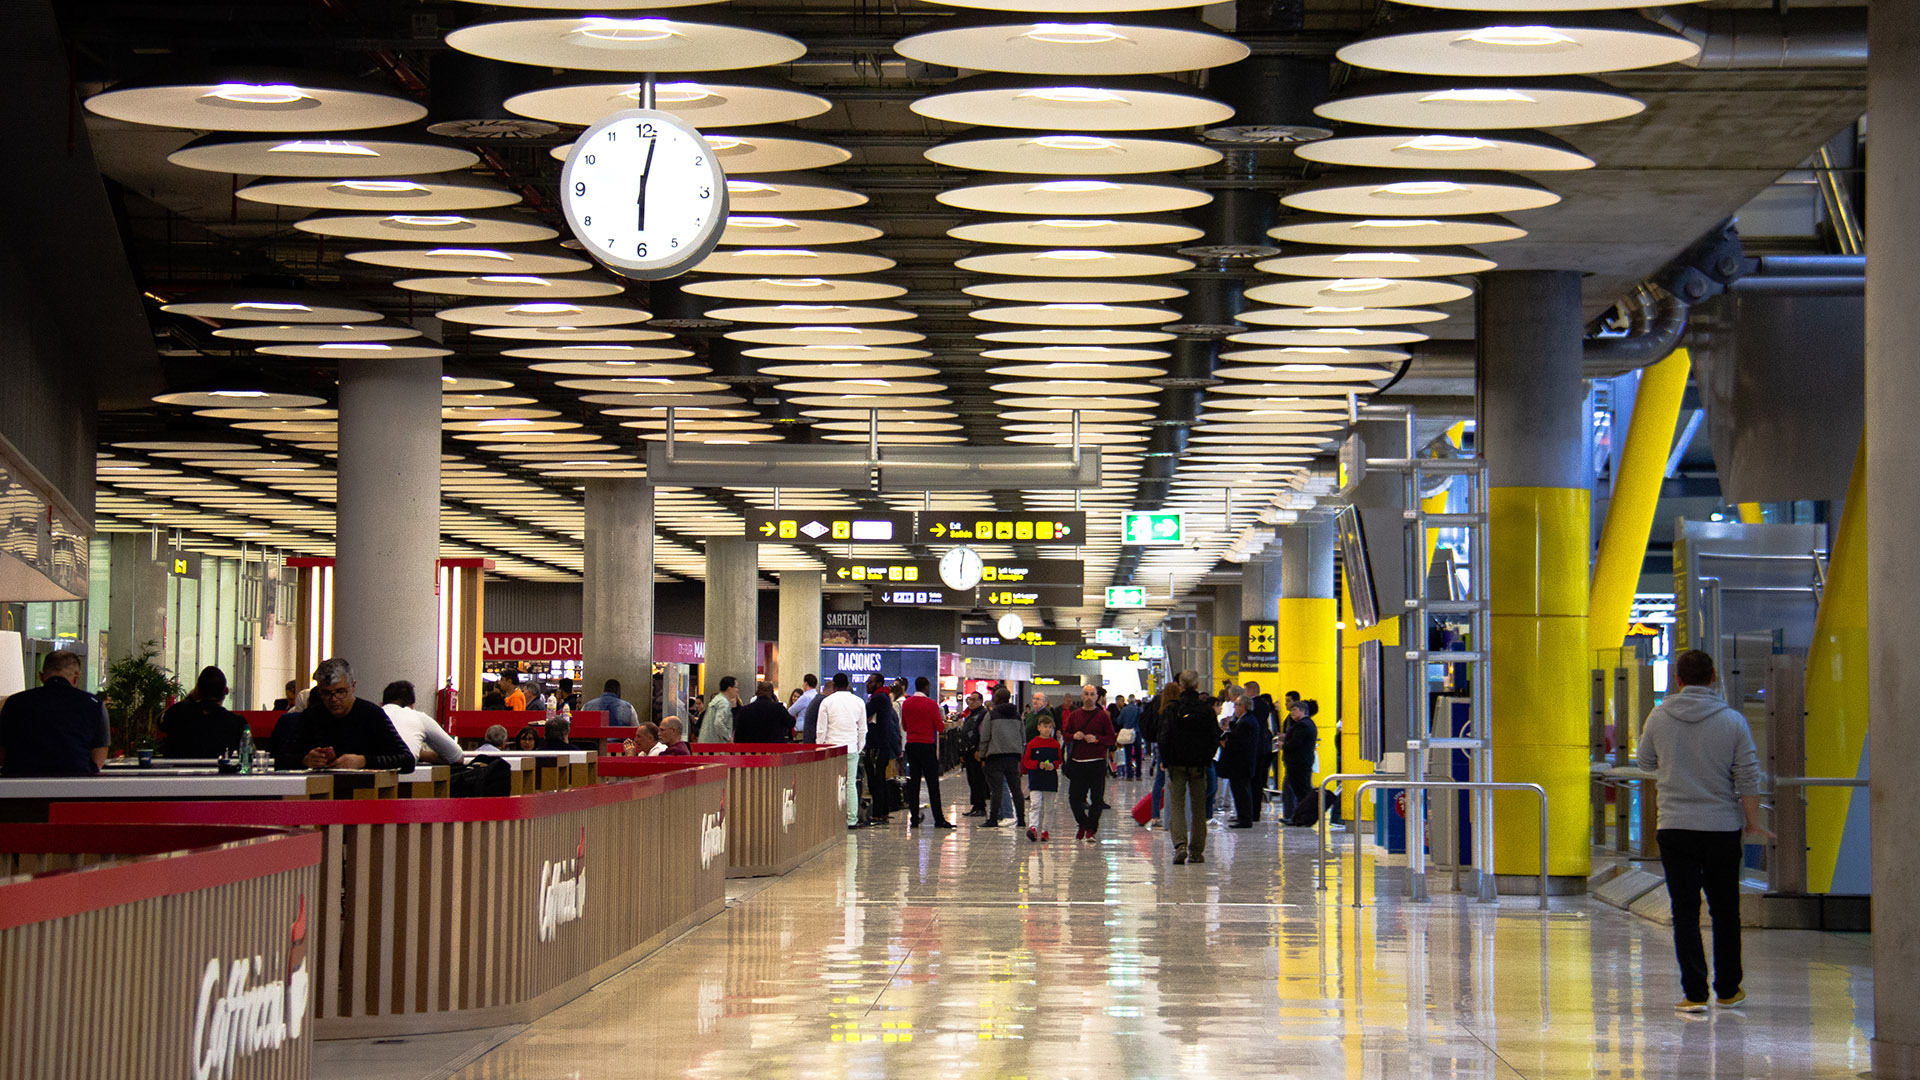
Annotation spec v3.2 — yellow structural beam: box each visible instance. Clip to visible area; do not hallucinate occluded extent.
[1490,485,1592,878]
[1275,597,1337,788]
[1736,502,1765,524]
[1590,349,1691,660]
[1804,435,1867,892]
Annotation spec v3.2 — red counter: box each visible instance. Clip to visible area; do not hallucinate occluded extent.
[51,770,728,1039]
[601,744,846,878]
[1,824,323,1079]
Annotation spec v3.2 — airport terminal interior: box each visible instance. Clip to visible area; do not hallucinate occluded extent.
[0,0,1913,1076]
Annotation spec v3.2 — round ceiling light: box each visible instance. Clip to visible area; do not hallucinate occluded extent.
[896,15,1248,76]
[579,392,743,407]
[683,278,903,303]
[167,135,477,177]
[988,361,1168,379]
[787,394,955,410]
[1229,327,1430,346]
[1003,408,1152,422]
[926,132,1220,175]
[993,394,1159,410]
[1294,129,1594,171]
[550,130,850,174]
[911,73,1232,131]
[1268,213,1527,247]
[1222,345,1411,366]
[85,71,426,132]
[691,249,895,276]
[509,77,829,128]
[161,292,378,323]
[948,215,1204,248]
[153,391,328,409]
[237,177,518,212]
[294,214,556,244]
[436,302,652,327]
[1315,74,1643,129]
[447,17,806,72]
[1236,305,1448,327]
[1255,247,1496,278]
[977,327,1174,344]
[989,379,1155,397]
[964,280,1186,303]
[725,326,924,347]
[758,361,939,378]
[773,379,946,396]
[1281,171,1559,216]
[816,419,962,434]
[212,323,419,342]
[471,326,672,342]
[501,345,695,362]
[982,344,1168,363]
[630,429,783,443]
[956,248,1196,278]
[703,304,915,324]
[1205,381,1388,398]
[345,248,592,274]
[526,361,709,377]
[1214,363,1395,383]
[1244,277,1472,307]
[256,343,455,360]
[561,377,730,394]
[724,177,867,213]
[394,275,624,299]
[802,408,960,421]
[970,302,1179,325]
[1006,429,1145,445]
[1335,14,1698,77]
[440,375,519,391]
[938,177,1209,215]
[719,217,881,246]
[747,346,932,363]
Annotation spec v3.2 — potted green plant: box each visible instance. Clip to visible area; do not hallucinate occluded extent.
[103,641,183,756]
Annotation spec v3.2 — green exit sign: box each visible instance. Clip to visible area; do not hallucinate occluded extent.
[1105,586,1148,609]
[1121,510,1184,546]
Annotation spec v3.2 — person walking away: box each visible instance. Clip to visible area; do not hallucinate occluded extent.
[734,681,795,743]
[901,677,954,828]
[584,679,638,727]
[817,674,868,829]
[701,676,739,743]
[0,651,108,776]
[978,687,1027,830]
[1280,701,1319,826]
[1061,683,1116,842]
[1022,714,1063,842]
[1220,694,1262,828]
[958,692,991,817]
[158,666,248,760]
[1636,649,1769,1011]
[864,674,904,826]
[1117,695,1143,779]
[1158,670,1219,864]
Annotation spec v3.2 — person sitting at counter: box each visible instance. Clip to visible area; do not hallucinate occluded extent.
[273,658,416,773]
[540,715,576,750]
[734,681,793,744]
[585,679,638,727]
[0,650,108,777]
[475,724,512,753]
[515,724,542,751]
[380,680,464,765]
[622,722,666,756]
[659,718,692,756]
[157,666,247,759]
[481,679,507,711]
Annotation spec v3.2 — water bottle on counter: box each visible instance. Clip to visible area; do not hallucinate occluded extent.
[239,726,255,774]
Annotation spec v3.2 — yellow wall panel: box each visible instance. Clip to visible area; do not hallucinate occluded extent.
[1489,487,1592,618]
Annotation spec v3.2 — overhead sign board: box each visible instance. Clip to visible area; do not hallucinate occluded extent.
[1242,619,1279,670]
[1092,627,1129,645]
[979,559,1081,586]
[872,586,968,609]
[982,583,1082,608]
[1338,432,1366,497]
[748,509,913,545]
[1105,585,1148,609]
[1074,645,1140,662]
[1120,510,1184,546]
[826,557,936,584]
[914,512,1084,544]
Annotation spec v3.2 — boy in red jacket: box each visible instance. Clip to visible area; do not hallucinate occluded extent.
[1021,714,1063,842]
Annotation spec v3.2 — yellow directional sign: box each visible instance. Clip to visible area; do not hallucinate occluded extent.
[746,510,913,545]
[912,512,1085,544]
[827,557,935,583]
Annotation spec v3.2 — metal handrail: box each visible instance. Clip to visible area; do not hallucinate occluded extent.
[1324,778,1551,911]
[1316,772,1404,885]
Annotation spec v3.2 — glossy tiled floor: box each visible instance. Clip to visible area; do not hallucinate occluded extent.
[396,780,1872,1079]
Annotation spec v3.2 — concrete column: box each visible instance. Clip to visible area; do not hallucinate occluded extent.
[332,355,440,700]
[703,537,758,692]
[1869,3,1920,1073]
[106,533,167,665]
[777,571,822,695]
[583,479,655,726]
[1479,269,1591,884]
[1240,551,1283,625]
[1192,596,1215,680]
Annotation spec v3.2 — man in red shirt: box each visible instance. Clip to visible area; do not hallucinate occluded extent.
[901,676,955,828]
[1061,682,1117,841]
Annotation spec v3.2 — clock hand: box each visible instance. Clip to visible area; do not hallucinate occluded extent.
[637,138,657,232]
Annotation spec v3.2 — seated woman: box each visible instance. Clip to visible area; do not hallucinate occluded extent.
[515,724,542,751]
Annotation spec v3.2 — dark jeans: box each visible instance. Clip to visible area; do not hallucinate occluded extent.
[864,748,895,821]
[905,742,948,824]
[1065,758,1107,833]
[1282,755,1317,825]
[1228,772,1257,825]
[1658,828,1745,1001]
[1122,739,1143,779]
[962,753,989,812]
[984,753,1024,825]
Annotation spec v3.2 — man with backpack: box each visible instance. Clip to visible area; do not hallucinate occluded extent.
[1158,670,1224,865]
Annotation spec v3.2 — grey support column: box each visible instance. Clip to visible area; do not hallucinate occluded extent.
[1869,3,1920,1073]
[106,533,167,665]
[703,537,759,692]
[583,479,655,726]
[1279,521,1334,600]
[777,571,822,694]
[1240,552,1283,626]
[332,355,440,699]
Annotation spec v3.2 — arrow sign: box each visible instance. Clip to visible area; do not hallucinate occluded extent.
[911,511,1086,545]
[759,522,776,536]
[745,510,913,546]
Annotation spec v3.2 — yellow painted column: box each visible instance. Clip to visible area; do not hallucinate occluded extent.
[1276,597,1338,785]
[1736,502,1765,524]
[1590,349,1692,661]
[1804,435,1867,892]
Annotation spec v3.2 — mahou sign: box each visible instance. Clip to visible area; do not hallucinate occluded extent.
[484,633,582,661]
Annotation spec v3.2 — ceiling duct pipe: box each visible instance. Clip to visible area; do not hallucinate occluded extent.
[1730,254,1865,296]
[426,52,558,139]
[645,280,731,330]
[1642,7,1867,68]
[1147,385,1207,427]
[705,338,775,386]
[1151,338,1222,390]
[1408,285,1689,377]
[1180,187,1281,262]
[1164,279,1248,337]
[1201,56,1334,146]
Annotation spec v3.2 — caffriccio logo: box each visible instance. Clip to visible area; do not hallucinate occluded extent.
[700,789,728,869]
[781,785,797,831]
[191,895,310,1080]
[538,828,588,942]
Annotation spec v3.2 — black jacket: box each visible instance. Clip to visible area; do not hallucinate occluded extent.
[0,676,109,777]
[1282,714,1318,761]
[734,696,793,743]
[1219,711,1262,779]
[273,698,416,772]
[1158,690,1222,769]
[157,698,248,759]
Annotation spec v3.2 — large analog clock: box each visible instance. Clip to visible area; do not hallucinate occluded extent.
[939,544,985,591]
[560,109,729,280]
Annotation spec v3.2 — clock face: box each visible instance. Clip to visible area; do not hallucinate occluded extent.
[560,109,729,280]
[940,545,985,591]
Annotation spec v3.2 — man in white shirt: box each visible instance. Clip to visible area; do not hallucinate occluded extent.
[380,681,464,765]
[622,722,668,757]
[816,673,868,829]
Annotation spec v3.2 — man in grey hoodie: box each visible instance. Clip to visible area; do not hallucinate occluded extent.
[1635,649,1770,1011]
